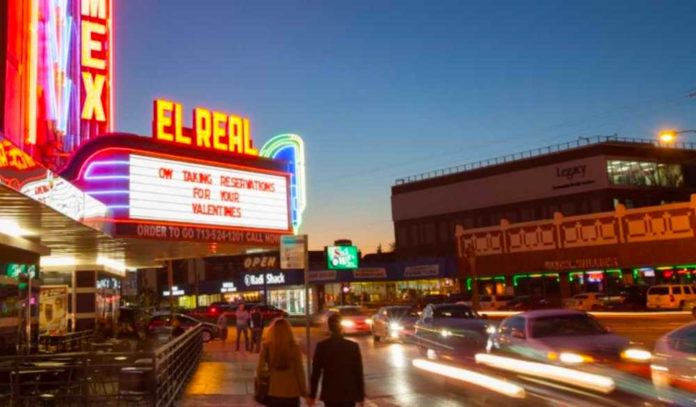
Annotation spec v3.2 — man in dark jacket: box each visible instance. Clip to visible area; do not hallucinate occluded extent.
[309,313,365,407]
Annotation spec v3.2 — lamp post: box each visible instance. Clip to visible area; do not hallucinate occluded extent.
[658,129,696,144]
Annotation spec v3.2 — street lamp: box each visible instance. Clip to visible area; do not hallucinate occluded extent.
[658,129,696,143]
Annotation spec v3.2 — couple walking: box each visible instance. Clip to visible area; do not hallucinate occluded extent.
[218,303,264,352]
[256,313,365,407]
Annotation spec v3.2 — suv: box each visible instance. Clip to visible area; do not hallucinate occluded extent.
[647,284,696,310]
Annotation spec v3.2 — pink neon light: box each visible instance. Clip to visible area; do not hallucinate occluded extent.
[83,160,129,180]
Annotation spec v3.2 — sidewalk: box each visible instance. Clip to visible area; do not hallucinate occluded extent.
[178,339,262,406]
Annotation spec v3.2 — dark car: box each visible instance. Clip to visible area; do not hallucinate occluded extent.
[414,303,492,360]
[147,313,219,342]
[205,302,288,323]
[600,286,647,311]
[501,296,556,311]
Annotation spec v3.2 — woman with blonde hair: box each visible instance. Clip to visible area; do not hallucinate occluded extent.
[255,318,308,407]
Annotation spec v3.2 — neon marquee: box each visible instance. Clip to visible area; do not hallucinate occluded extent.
[153,99,258,156]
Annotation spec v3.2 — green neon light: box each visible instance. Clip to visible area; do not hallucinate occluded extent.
[569,271,583,282]
[467,278,472,291]
[676,264,696,269]
[260,134,307,234]
[656,266,673,271]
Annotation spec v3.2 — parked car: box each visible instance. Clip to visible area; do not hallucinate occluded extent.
[417,294,447,310]
[458,295,515,311]
[651,321,696,395]
[685,299,696,318]
[565,293,603,311]
[147,312,219,342]
[488,309,650,366]
[500,296,556,311]
[371,306,419,342]
[599,286,647,311]
[204,302,288,322]
[646,284,696,310]
[414,303,492,360]
[317,306,372,335]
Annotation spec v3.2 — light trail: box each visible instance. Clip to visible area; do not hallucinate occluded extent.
[412,358,526,399]
[475,353,615,394]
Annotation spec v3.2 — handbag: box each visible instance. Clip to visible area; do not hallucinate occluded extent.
[254,348,271,405]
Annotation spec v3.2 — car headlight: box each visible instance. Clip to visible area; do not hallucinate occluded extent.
[340,320,355,328]
[440,329,452,338]
[486,325,497,335]
[559,352,594,364]
[389,322,404,331]
[621,348,652,362]
[365,318,373,325]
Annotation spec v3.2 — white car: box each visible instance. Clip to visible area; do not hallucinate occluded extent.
[487,310,650,366]
[646,284,696,310]
[651,321,696,398]
[565,293,603,311]
[457,295,514,311]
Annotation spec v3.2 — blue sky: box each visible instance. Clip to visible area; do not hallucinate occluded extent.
[115,0,696,251]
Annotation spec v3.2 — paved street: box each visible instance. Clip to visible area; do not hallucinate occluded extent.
[179,313,694,406]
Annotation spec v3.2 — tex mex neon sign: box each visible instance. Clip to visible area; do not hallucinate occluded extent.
[153,99,259,156]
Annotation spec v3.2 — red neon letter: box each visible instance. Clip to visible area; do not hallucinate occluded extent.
[173,102,191,145]
[212,111,228,152]
[243,118,258,156]
[227,115,244,153]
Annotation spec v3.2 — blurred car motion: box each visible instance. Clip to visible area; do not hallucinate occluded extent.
[488,310,651,366]
[458,295,515,311]
[147,312,219,342]
[317,306,372,335]
[414,303,491,359]
[651,321,696,394]
[203,302,288,322]
[500,296,556,311]
[371,305,419,342]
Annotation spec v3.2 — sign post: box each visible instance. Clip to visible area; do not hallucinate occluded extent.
[281,235,309,378]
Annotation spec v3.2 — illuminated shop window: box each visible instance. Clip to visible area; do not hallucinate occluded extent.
[607,160,683,187]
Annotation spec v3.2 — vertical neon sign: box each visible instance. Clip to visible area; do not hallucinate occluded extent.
[80,0,112,136]
[260,134,306,234]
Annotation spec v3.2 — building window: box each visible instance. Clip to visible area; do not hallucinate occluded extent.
[410,225,419,246]
[607,160,683,187]
[397,226,409,248]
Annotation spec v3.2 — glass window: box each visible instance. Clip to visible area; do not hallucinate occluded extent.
[607,160,683,188]
[433,305,477,319]
[530,315,607,338]
[673,286,682,294]
[648,286,669,295]
[670,325,696,354]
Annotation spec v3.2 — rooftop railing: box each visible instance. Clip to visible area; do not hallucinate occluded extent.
[394,135,696,185]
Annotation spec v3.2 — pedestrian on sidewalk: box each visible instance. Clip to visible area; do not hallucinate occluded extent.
[309,313,365,407]
[250,306,264,353]
[217,311,228,344]
[235,303,251,351]
[255,318,309,407]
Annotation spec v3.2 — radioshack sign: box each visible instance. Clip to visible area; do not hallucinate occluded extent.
[243,272,287,287]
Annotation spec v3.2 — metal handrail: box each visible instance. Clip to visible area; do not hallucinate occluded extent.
[0,324,204,406]
[394,135,696,185]
[39,329,94,353]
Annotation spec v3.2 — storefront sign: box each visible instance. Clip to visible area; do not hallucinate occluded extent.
[308,270,337,283]
[403,264,440,278]
[543,257,619,271]
[128,154,289,230]
[353,268,387,279]
[96,277,120,290]
[220,281,238,293]
[117,223,282,245]
[163,286,185,296]
[244,254,279,270]
[243,272,287,287]
[327,245,359,270]
[153,99,258,156]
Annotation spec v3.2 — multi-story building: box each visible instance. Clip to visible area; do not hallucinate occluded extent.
[391,136,696,259]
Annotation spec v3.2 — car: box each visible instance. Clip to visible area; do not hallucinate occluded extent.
[318,306,372,335]
[646,284,696,310]
[599,286,647,311]
[685,299,696,318]
[414,303,492,360]
[371,306,419,342]
[651,321,696,396]
[417,294,447,310]
[488,309,651,366]
[147,312,219,342]
[500,296,556,311]
[205,302,288,323]
[458,295,515,311]
[565,293,603,311]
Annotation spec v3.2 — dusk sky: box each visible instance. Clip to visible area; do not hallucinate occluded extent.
[115,0,696,252]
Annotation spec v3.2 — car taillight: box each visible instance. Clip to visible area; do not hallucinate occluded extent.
[669,295,675,303]
[211,307,218,314]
